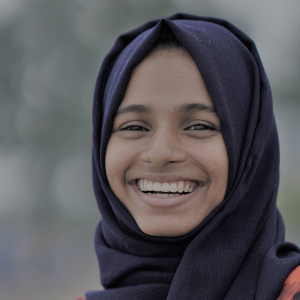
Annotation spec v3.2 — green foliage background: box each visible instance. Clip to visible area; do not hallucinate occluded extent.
[1,0,299,299]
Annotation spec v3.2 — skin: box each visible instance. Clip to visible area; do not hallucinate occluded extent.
[105,48,229,237]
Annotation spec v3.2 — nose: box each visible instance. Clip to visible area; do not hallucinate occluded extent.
[145,129,186,167]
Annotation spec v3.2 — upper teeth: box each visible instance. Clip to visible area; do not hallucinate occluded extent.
[137,179,195,193]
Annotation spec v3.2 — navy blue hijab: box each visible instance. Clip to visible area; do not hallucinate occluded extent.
[87,13,300,300]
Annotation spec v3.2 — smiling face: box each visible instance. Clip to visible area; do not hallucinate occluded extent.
[105,49,229,237]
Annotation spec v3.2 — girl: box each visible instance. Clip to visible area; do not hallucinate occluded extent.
[81,13,300,300]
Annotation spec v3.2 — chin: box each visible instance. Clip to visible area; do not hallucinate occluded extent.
[136,217,198,237]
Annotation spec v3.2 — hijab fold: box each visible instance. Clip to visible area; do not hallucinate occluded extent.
[87,13,300,300]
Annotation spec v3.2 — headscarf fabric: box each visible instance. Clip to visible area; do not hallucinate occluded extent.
[87,13,300,300]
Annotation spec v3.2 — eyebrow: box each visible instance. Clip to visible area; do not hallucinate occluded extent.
[115,104,152,117]
[175,103,217,115]
[115,102,217,117]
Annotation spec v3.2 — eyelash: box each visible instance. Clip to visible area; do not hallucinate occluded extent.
[119,123,216,132]
[185,124,215,131]
[120,125,149,132]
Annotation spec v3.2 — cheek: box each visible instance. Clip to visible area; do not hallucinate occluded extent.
[209,142,228,178]
[207,140,229,200]
[105,137,138,188]
[190,138,228,185]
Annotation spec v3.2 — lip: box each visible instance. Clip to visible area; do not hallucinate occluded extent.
[132,181,203,209]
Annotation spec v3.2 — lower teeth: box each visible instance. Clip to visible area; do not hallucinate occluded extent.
[144,192,189,198]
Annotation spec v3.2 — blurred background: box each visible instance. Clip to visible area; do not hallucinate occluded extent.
[1,0,299,299]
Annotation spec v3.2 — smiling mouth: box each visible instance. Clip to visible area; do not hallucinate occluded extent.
[136,179,198,198]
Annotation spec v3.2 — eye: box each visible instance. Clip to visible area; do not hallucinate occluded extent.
[185,123,216,131]
[120,125,149,132]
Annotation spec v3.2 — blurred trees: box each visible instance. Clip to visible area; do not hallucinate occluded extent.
[0,0,299,299]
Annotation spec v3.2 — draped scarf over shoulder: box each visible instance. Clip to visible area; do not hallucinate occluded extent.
[87,13,300,300]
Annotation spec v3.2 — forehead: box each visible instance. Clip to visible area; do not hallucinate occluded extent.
[119,49,214,110]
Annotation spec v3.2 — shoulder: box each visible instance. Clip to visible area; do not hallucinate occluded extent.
[75,266,300,300]
[277,265,300,300]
